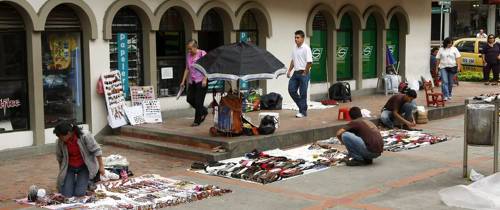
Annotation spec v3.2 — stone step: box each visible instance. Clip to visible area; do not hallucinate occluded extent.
[119,125,228,150]
[101,135,230,161]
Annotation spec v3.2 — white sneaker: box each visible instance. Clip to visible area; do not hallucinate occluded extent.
[295,113,305,118]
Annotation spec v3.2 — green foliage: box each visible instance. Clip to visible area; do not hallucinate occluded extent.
[458,70,488,82]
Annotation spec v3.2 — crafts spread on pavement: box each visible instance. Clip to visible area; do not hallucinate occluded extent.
[381,129,448,152]
[18,174,231,210]
[192,144,347,184]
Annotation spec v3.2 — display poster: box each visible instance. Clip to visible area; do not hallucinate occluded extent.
[117,33,129,98]
[142,99,162,123]
[161,67,173,80]
[124,106,145,126]
[102,70,127,128]
[130,86,156,106]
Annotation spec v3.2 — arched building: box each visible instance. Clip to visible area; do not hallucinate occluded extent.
[0,0,431,156]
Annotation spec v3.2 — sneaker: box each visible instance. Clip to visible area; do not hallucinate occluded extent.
[295,113,305,118]
[345,158,367,166]
[443,97,448,101]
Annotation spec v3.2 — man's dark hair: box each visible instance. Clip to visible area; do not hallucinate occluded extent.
[349,106,362,120]
[53,121,83,138]
[405,89,417,99]
[295,30,305,38]
[431,47,438,54]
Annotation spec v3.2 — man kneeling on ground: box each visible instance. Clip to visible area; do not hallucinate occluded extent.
[380,89,418,130]
[336,107,383,166]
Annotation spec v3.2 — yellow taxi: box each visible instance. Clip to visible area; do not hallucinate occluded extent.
[452,37,496,71]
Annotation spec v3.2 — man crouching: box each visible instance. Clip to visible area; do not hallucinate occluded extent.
[336,107,384,166]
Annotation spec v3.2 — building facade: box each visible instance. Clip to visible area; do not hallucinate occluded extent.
[0,0,431,152]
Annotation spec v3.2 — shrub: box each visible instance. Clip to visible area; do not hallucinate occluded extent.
[458,70,488,82]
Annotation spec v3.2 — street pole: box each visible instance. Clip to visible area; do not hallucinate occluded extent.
[440,3,444,46]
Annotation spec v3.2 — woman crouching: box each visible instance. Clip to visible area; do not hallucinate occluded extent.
[54,122,105,197]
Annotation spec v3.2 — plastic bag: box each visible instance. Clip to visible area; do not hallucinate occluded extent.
[100,170,120,181]
[439,172,500,209]
[470,169,485,182]
[104,154,129,167]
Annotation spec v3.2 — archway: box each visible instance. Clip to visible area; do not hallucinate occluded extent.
[199,9,224,52]
[0,3,29,132]
[387,17,400,70]
[336,14,354,80]
[362,15,377,79]
[110,7,145,99]
[41,4,85,128]
[387,7,410,79]
[311,12,328,83]
[239,10,260,89]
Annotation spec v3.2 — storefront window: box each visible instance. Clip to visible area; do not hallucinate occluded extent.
[450,1,489,38]
[110,7,144,99]
[42,32,84,128]
[157,9,185,97]
[200,9,224,92]
[239,11,260,89]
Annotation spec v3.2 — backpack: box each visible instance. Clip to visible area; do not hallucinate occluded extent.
[260,92,283,110]
[258,115,276,135]
[398,82,409,93]
[329,82,352,102]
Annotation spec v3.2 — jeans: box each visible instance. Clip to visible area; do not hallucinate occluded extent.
[61,165,89,197]
[288,71,310,115]
[187,82,208,124]
[483,63,499,82]
[439,68,456,98]
[342,132,380,161]
[380,100,415,128]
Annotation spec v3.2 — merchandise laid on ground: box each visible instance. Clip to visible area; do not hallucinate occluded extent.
[191,143,347,184]
[381,129,448,152]
[17,174,232,210]
[281,101,337,111]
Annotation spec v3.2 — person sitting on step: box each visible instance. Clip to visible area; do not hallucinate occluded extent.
[380,89,419,131]
[336,107,383,166]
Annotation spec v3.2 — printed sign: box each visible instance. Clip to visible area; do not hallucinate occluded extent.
[117,33,129,98]
[102,70,127,128]
[161,67,173,79]
[143,99,162,123]
[130,86,156,106]
[312,48,323,62]
[124,106,145,126]
[336,47,349,61]
[462,57,475,65]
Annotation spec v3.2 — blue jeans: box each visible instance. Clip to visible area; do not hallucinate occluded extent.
[380,100,415,128]
[342,132,380,161]
[288,71,310,115]
[439,68,456,98]
[61,165,89,197]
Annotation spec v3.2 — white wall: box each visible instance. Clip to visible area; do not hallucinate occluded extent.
[4,0,432,151]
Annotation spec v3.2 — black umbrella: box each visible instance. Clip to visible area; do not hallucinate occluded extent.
[193,42,286,81]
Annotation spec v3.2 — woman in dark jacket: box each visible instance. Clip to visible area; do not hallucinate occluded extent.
[481,34,500,85]
[54,122,105,197]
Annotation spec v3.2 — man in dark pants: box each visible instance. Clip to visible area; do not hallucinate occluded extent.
[287,30,313,118]
[336,107,383,166]
[380,89,418,130]
[180,39,208,126]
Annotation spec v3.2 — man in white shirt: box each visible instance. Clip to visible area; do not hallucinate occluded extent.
[287,30,313,118]
[477,29,487,39]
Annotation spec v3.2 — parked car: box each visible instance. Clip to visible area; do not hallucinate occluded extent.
[452,37,499,72]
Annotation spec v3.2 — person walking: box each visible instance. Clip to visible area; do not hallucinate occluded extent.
[54,121,105,197]
[287,30,313,118]
[481,34,500,85]
[180,39,208,126]
[336,107,383,166]
[477,29,488,39]
[436,37,461,101]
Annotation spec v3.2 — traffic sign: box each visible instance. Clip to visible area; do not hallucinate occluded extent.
[439,0,451,5]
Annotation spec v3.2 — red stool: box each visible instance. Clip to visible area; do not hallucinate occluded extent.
[338,107,351,121]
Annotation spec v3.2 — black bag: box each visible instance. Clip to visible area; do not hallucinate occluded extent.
[260,92,283,110]
[258,115,276,135]
[329,82,352,102]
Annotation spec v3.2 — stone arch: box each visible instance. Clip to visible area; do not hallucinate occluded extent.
[38,0,98,40]
[155,0,196,34]
[363,5,387,30]
[0,0,38,31]
[387,6,410,34]
[306,3,337,37]
[196,1,236,31]
[236,1,272,37]
[336,4,363,30]
[103,0,157,40]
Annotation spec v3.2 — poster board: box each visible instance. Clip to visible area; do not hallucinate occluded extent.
[130,86,156,106]
[102,71,127,128]
[124,106,145,126]
[142,99,162,123]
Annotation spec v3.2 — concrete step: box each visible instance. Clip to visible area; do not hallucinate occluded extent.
[101,135,230,161]
[119,125,227,150]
